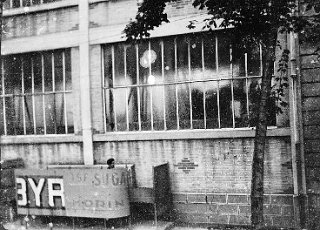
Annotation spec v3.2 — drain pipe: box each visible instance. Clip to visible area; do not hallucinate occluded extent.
[288,24,307,229]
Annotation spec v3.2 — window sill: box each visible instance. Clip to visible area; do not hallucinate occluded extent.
[93,127,291,142]
[0,134,82,144]
[0,127,290,144]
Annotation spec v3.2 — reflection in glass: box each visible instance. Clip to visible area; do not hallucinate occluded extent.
[103,33,286,132]
[1,50,73,135]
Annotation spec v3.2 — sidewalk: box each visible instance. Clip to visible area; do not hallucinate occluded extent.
[3,218,176,230]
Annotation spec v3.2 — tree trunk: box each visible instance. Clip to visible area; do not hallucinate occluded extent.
[251,40,275,229]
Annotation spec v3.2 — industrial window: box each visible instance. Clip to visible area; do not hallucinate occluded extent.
[103,33,286,132]
[3,0,61,9]
[0,49,73,135]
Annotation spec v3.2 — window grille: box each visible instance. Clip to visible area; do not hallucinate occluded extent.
[102,33,283,132]
[0,49,73,135]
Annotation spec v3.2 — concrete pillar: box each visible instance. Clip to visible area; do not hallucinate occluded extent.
[79,0,94,165]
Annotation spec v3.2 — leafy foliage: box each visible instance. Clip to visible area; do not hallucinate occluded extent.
[126,0,307,47]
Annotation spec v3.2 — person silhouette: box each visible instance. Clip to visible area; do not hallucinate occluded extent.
[107,158,115,169]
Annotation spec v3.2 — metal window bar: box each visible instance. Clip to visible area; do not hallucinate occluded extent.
[31,57,37,134]
[41,53,47,134]
[111,45,117,132]
[21,58,27,135]
[201,38,206,129]
[260,43,263,76]
[102,47,107,132]
[230,44,235,128]
[215,35,221,129]
[51,52,57,134]
[245,53,250,125]
[136,44,141,131]
[174,38,179,130]
[1,61,7,135]
[148,41,154,131]
[62,51,68,134]
[19,0,22,7]
[124,46,129,131]
[161,41,166,130]
[188,38,193,129]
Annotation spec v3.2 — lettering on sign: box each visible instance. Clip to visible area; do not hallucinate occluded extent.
[15,167,130,219]
[16,177,65,209]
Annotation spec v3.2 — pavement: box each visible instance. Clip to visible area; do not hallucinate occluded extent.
[2,218,211,230]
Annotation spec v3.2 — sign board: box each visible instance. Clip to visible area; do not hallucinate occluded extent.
[15,166,130,219]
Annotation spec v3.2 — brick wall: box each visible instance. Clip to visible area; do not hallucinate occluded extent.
[1,142,83,168]
[94,137,294,227]
[300,41,320,229]
[3,6,78,40]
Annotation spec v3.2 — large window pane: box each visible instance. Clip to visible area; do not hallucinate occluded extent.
[34,95,45,134]
[23,55,33,94]
[4,56,22,95]
[205,81,219,129]
[103,33,287,132]
[178,84,191,129]
[204,36,216,76]
[191,82,205,129]
[1,49,73,135]
[54,51,64,92]
[44,52,53,92]
[176,36,189,81]
[165,84,177,130]
[114,88,127,131]
[219,80,233,128]
[24,95,34,134]
[233,79,248,127]
[65,93,74,133]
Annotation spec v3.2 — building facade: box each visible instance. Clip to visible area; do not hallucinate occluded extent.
[0,0,318,228]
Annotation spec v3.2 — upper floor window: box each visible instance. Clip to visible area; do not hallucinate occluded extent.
[3,0,61,9]
[103,33,288,132]
[0,49,73,135]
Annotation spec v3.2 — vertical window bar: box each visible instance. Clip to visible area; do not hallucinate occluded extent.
[2,61,7,135]
[188,38,193,129]
[111,45,117,132]
[260,43,263,76]
[31,57,37,134]
[19,0,22,7]
[244,53,250,124]
[230,44,235,128]
[21,58,27,135]
[216,36,221,129]
[52,52,55,92]
[10,0,13,8]
[161,41,166,130]
[174,38,179,130]
[102,48,107,132]
[202,38,206,129]
[51,52,57,134]
[41,54,47,134]
[136,44,141,131]
[124,46,129,131]
[62,51,68,134]
[149,41,154,131]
